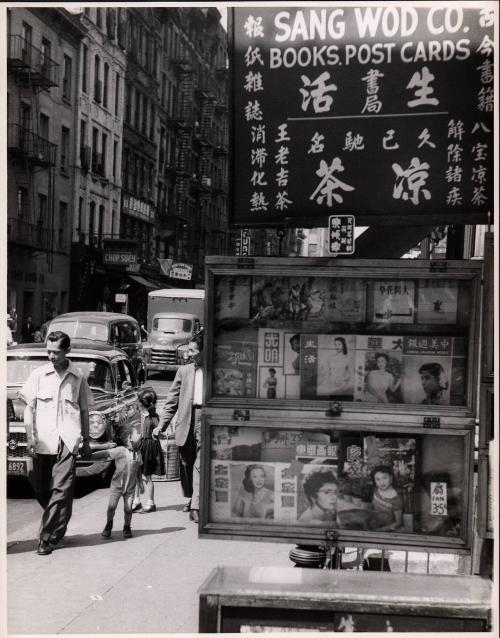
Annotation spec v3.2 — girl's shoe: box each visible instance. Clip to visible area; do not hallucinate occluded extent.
[123,526,132,539]
[101,521,113,538]
[132,502,142,512]
[140,504,156,513]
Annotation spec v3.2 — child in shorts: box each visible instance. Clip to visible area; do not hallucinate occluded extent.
[91,426,143,539]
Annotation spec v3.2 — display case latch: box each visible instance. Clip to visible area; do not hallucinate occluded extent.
[233,409,250,421]
[430,261,447,272]
[325,401,343,417]
[423,416,440,428]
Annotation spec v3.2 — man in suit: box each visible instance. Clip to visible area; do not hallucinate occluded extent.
[155,335,203,523]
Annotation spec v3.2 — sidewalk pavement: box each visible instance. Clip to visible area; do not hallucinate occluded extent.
[6,480,464,634]
[7,480,293,635]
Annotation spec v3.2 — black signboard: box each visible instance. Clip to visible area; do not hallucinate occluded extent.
[231,6,495,227]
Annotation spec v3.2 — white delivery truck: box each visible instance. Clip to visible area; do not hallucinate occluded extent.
[143,288,204,378]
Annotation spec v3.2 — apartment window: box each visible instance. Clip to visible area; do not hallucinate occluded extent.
[39,113,49,140]
[58,201,67,250]
[103,62,109,108]
[80,119,87,148]
[62,55,72,100]
[78,197,84,234]
[94,55,101,102]
[60,126,69,172]
[92,127,99,171]
[123,147,130,189]
[21,22,32,64]
[114,72,120,116]
[111,209,116,237]
[81,44,88,93]
[149,104,155,139]
[17,186,28,220]
[125,83,132,124]
[96,8,103,30]
[88,201,95,241]
[112,140,118,179]
[141,95,148,135]
[101,132,107,176]
[98,205,104,246]
[38,193,48,227]
[134,89,140,130]
[40,38,51,67]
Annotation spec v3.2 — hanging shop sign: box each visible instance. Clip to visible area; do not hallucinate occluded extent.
[231,5,495,226]
[104,250,137,265]
[122,194,156,223]
[328,215,355,254]
[170,262,193,280]
[115,293,128,303]
[235,229,251,255]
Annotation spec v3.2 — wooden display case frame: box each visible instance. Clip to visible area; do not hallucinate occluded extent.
[199,415,475,551]
[205,257,482,423]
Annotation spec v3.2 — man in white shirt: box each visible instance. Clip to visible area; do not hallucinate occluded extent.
[20,331,93,555]
[155,336,203,523]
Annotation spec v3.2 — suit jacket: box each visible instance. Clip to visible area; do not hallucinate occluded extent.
[161,363,197,447]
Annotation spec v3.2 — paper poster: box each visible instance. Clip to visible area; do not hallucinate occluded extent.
[300,334,356,399]
[417,280,458,324]
[354,335,404,403]
[399,336,466,406]
[257,328,300,398]
[373,280,415,324]
[213,341,257,398]
[215,276,252,320]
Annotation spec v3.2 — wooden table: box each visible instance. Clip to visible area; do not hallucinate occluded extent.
[198,566,492,632]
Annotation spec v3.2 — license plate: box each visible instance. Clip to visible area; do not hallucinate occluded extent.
[7,460,28,476]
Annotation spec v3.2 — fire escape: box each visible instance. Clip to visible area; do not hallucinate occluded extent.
[7,34,59,270]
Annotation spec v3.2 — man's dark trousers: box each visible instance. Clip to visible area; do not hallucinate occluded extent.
[32,438,77,543]
[177,408,201,501]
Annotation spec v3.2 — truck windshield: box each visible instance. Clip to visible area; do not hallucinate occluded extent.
[153,318,191,333]
[49,321,109,341]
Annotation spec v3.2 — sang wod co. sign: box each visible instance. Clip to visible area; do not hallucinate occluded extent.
[231,5,495,226]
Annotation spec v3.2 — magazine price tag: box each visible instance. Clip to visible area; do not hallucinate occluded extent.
[430,482,448,516]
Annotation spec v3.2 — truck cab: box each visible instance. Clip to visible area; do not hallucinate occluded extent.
[144,312,201,377]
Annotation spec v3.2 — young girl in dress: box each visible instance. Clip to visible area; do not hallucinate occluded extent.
[369,465,403,532]
[132,389,166,513]
[91,426,143,539]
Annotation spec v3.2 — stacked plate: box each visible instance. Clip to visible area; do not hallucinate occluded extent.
[289,545,327,568]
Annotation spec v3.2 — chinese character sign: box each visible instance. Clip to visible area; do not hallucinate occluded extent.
[328,215,355,254]
[232,6,495,226]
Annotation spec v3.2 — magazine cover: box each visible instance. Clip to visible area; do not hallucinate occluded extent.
[300,334,356,399]
[337,434,417,532]
[257,328,300,398]
[215,275,252,320]
[417,280,458,325]
[250,276,291,321]
[354,335,404,403]
[399,336,466,406]
[321,278,367,322]
[373,280,415,324]
[213,341,258,398]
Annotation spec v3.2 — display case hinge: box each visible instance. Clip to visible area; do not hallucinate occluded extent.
[423,416,440,428]
[325,401,343,417]
[233,409,250,421]
[430,261,447,272]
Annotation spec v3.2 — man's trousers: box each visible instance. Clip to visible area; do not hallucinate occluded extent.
[32,438,77,543]
[177,408,201,509]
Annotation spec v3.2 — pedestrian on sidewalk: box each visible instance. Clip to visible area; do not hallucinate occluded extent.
[154,334,204,523]
[132,388,165,513]
[19,331,93,555]
[92,426,143,539]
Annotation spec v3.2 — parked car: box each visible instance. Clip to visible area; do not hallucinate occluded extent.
[47,312,146,383]
[6,341,145,486]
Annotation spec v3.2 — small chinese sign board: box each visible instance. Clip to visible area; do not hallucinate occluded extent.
[328,215,355,254]
[235,229,251,255]
[170,262,193,280]
[231,5,495,226]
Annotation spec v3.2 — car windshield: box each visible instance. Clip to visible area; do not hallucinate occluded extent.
[153,318,191,333]
[49,320,109,341]
[7,357,114,392]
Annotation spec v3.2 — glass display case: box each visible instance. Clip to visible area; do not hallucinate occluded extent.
[200,419,473,550]
[205,258,482,419]
[201,257,482,550]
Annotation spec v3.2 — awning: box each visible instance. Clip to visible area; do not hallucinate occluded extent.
[127,275,158,290]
